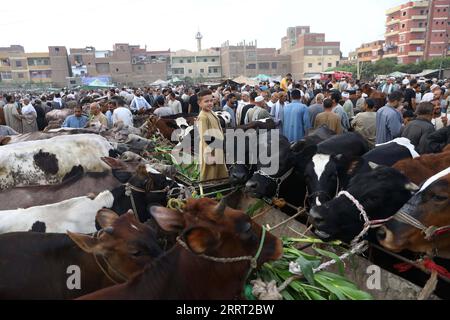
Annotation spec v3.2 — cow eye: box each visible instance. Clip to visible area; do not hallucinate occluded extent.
[432,194,447,202]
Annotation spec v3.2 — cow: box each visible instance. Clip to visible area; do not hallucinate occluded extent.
[378,168,450,259]
[147,114,197,141]
[77,197,283,300]
[116,134,155,154]
[0,210,163,299]
[45,108,73,125]
[393,147,450,185]
[0,134,119,190]
[303,133,417,208]
[308,167,418,244]
[0,164,178,234]
[0,157,141,210]
[244,134,306,213]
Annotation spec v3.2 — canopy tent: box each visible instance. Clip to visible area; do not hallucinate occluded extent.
[413,69,439,78]
[253,74,271,81]
[168,77,182,84]
[233,76,259,86]
[150,79,169,87]
[388,71,408,78]
[219,79,240,87]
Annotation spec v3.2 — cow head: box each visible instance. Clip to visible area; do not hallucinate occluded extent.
[67,209,163,279]
[308,167,416,243]
[122,134,155,153]
[378,171,450,258]
[304,153,368,207]
[229,164,256,186]
[150,197,283,268]
[245,136,294,199]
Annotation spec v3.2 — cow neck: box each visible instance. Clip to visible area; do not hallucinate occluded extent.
[128,244,249,299]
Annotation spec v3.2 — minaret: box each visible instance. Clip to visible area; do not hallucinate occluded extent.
[196,31,203,52]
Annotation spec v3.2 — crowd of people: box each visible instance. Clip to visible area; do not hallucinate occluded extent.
[1,73,450,156]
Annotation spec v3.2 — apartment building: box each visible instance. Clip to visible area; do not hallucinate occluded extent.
[171,48,222,80]
[0,45,70,87]
[357,40,385,62]
[385,0,449,64]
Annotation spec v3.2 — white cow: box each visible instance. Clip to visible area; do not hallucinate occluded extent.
[0,134,116,190]
[0,191,114,234]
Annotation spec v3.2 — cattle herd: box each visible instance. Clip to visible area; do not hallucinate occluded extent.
[0,113,449,300]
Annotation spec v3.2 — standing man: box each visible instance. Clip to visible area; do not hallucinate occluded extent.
[330,91,350,132]
[282,89,311,142]
[380,77,397,96]
[280,73,292,93]
[112,98,134,127]
[21,98,38,133]
[130,90,151,113]
[167,92,183,115]
[197,89,228,181]
[308,93,325,127]
[314,98,342,134]
[401,102,435,154]
[376,91,404,144]
[404,79,419,112]
[271,91,287,128]
[3,95,23,133]
[89,102,108,127]
[188,88,201,114]
[352,98,377,148]
[245,96,271,123]
[222,93,237,127]
[62,106,89,128]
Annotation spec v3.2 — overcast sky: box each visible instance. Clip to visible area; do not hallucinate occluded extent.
[1,0,407,56]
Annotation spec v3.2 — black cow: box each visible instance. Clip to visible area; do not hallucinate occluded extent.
[308,167,418,244]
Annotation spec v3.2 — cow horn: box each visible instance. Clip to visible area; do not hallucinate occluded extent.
[214,198,227,216]
[405,182,420,192]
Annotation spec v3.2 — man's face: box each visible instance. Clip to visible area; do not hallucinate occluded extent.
[433,89,442,100]
[229,96,237,105]
[90,104,99,115]
[279,93,287,103]
[74,108,82,117]
[433,104,441,116]
[242,94,250,102]
[271,94,279,103]
[199,94,213,112]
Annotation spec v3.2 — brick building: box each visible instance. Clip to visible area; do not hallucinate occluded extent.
[357,40,385,62]
[385,0,450,64]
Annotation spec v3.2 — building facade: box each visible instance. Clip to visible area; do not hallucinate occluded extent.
[220,41,290,79]
[280,26,341,79]
[0,45,70,87]
[357,40,385,62]
[171,48,222,81]
[69,44,170,86]
[385,0,449,64]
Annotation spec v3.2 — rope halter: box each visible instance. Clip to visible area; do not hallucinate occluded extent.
[394,211,450,242]
[176,226,267,280]
[254,167,294,198]
[337,191,393,246]
[124,182,171,221]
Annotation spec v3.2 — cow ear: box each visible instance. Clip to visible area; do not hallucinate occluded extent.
[96,209,120,229]
[0,136,11,145]
[101,157,127,170]
[182,227,219,254]
[149,206,185,232]
[67,231,100,253]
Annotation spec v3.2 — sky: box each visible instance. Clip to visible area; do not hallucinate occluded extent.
[0,0,408,56]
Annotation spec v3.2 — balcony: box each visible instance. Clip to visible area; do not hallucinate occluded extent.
[409,39,425,45]
[412,1,429,8]
[411,15,427,20]
[386,19,400,26]
[408,51,424,56]
[410,28,426,32]
[383,53,398,58]
[385,30,400,37]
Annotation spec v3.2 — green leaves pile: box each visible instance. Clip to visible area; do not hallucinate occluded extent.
[250,238,373,300]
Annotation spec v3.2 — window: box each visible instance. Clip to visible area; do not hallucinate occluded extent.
[327,49,333,54]
[419,22,423,27]
[440,33,443,37]
[203,58,207,62]
[308,63,313,68]
[271,62,278,69]
[188,69,192,74]
[416,46,422,51]
[55,47,60,52]
[187,59,192,63]
[420,10,424,15]
[399,46,405,53]
[328,63,332,68]
[402,24,405,28]
[116,68,119,72]
[402,11,406,16]
[1,72,12,80]
[18,73,24,79]
[172,68,184,75]
[212,58,216,62]
[15,60,22,67]
[214,68,218,73]
[437,9,440,12]
[200,68,204,73]
[307,49,313,55]
[400,34,406,41]
[318,62,322,66]
[246,64,256,69]
[180,59,184,63]
[258,63,270,69]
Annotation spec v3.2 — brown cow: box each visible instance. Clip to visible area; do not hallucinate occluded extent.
[78,198,283,300]
[0,209,163,299]
[393,148,450,185]
[378,170,450,259]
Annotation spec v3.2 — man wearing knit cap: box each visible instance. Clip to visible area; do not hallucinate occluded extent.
[245,96,270,123]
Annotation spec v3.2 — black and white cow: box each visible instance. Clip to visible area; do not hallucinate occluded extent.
[308,167,418,243]
[0,134,119,190]
[0,165,178,234]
